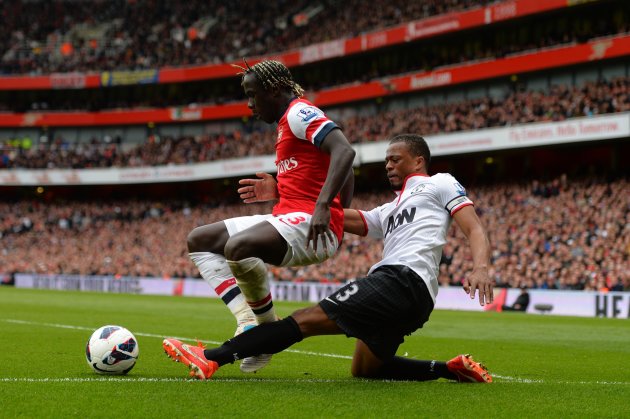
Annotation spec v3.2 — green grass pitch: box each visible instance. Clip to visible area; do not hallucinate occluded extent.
[1,287,628,418]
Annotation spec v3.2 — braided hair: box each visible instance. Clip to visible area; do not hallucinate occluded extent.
[233,59,305,97]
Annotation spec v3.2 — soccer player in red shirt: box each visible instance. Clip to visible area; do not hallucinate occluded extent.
[186,60,355,372]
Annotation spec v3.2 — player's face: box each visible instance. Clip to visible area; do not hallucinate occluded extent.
[385,142,423,189]
[242,73,276,123]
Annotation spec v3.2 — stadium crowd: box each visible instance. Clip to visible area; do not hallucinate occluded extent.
[1,176,628,291]
[1,4,626,113]
[2,77,628,169]
[0,0,491,75]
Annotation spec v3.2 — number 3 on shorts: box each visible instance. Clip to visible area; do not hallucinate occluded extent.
[336,283,359,302]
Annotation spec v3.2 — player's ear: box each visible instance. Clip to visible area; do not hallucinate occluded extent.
[416,155,425,170]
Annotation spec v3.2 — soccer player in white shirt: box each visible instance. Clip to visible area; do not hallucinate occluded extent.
[164,134,494,382]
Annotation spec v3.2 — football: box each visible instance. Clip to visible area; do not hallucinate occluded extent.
[85,325,139,375]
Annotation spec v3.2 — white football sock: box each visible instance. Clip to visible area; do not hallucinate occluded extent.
[189,252,252,321]
[227,257,277,324]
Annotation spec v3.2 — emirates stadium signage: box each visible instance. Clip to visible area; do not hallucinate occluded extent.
[1,34,628,126]
[169,107,202,121]
[299,39,345,64]
[50,73,87,89]
[409,72,452,89]
[0,113,628,186]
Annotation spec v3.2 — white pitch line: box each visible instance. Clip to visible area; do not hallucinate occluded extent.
[3,318,352,360]
[4,319,629,386]
[0,377,350,383]
[492,374,543,383]
[3,376,629,385]
[0,377,189,383]
[493,374,630,385]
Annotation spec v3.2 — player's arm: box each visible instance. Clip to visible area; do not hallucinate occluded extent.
[343,209,367,236]
[339,168,355,208]
[316,129,356,206]
[308,129,356,250]
[452,205,493,306]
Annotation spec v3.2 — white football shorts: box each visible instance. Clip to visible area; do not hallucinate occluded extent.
[223,212,339,267]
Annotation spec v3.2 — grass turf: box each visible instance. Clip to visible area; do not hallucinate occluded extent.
[0,287,628,418]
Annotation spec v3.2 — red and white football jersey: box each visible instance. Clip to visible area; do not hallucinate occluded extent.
[273,98,344,240]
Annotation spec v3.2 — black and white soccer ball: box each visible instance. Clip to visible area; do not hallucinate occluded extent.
[86,325,139,374]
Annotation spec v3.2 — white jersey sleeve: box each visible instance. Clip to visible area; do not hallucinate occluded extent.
[359,204,388,239]
[286,101,338,147]
[434,173,474,216]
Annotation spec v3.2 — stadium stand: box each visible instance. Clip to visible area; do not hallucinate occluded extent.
[0,0,627,112]
[1,177,628,291]
[0,0,490,75]
[1,0,628,293]
[1,76,629,169]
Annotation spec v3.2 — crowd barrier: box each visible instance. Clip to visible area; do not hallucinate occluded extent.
[12,274,629,319]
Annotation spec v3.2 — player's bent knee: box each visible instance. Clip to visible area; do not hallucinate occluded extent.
[187,223,229,254]
[186,227,200,253]
[224,236,252,261]
[187,227,205,252]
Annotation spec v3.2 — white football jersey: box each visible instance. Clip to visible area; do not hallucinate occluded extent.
[359,173,473,302]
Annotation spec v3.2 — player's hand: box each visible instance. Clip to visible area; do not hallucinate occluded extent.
[238,172,279,203]
[463,268,494,306]
[306,202,334,254]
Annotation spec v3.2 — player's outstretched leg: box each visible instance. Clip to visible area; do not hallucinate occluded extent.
[228,257,276,373]
[446,354,493,383]
[163,338,219,380]
[234,324,273,373]
[164,317,303,379]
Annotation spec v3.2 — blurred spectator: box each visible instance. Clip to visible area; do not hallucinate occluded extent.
[503,286,530,311]
[484,285,530,312]
[0,272,15,286]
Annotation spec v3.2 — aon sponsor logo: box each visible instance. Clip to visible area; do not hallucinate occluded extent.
[277,157,298,174]
[385,207,416,238]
